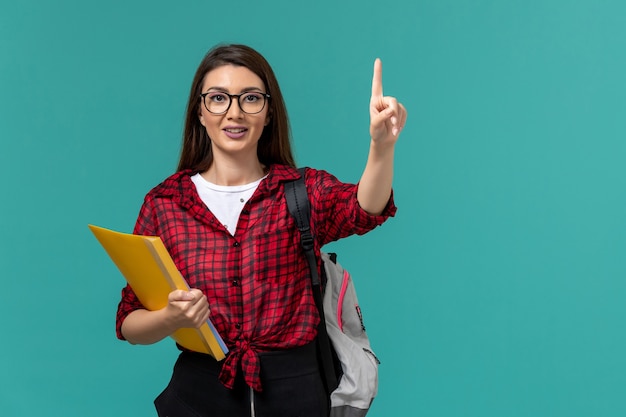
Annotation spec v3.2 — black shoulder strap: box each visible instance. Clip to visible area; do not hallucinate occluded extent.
[284,168,338,394]
[284,168,320,285]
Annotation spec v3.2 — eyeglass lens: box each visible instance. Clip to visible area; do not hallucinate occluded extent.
[203,92,267,114]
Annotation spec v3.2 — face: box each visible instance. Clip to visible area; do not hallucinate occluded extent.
[198,65,270,161]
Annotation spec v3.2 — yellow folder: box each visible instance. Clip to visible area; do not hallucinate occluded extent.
[88,224,228,360]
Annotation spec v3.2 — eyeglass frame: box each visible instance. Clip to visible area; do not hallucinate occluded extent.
[199,91,271,115]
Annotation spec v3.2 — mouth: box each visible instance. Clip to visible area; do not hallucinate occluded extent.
[223,127,248,139]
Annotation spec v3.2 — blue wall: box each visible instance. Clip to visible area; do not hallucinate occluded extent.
[2,1,626,415]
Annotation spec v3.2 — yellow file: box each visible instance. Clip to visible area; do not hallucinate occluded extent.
[88,224,228,360]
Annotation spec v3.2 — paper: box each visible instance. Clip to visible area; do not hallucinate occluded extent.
[88,224,228,360]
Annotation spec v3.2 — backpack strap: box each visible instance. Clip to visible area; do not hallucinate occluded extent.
[284,169,319,285]
[284,168,338,395]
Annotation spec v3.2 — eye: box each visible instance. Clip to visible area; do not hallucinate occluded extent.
[242,93,262,103]
[207,92,228,103]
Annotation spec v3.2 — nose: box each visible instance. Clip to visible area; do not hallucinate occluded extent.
[226,96,244,118]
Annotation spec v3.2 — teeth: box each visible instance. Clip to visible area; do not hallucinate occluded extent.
[225,128,246,133]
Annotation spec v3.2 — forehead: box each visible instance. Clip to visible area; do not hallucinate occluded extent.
[201,64,265,91]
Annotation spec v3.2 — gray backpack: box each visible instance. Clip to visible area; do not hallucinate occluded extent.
[285,170,380,417]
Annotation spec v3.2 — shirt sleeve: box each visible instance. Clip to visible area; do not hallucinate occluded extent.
[114,195,157,340]
[305,168,397,246]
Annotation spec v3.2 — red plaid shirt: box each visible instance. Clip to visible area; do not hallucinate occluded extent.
[116,164,396,391]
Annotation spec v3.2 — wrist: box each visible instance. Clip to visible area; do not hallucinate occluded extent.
[369,139,395,161]
[160,305,184,334]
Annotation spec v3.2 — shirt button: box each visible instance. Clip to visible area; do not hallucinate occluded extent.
[232,280,239,287]
[235,323,241,329]
[233,241,240,247]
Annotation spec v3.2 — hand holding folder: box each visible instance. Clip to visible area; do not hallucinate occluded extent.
[88,224,228,360]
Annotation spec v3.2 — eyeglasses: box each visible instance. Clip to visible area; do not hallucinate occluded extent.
[200,91,271,115]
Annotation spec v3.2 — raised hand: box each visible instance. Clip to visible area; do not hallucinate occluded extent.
[369,58,407,145]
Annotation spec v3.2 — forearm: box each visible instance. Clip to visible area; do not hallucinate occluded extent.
[120,308,179,345]
[357,140,395,215]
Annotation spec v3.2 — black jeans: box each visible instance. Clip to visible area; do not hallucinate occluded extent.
[154,342,328,417]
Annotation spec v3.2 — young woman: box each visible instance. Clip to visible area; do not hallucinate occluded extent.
[116,44,406,417]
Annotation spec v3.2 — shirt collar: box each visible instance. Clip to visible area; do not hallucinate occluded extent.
[258,164,300,194]
[150,164,302,206]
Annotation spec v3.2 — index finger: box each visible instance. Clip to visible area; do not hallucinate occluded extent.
[371,58,383,98]
[169,289,195,301]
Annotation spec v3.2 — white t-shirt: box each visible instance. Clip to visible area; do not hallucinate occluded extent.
[190,173,266,235]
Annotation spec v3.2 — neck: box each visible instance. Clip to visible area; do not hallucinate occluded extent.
[202,156,266,186]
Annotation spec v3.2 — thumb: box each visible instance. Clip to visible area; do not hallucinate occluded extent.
[371,107,393,127]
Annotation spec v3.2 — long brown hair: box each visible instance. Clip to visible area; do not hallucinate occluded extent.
[177,44,295,172]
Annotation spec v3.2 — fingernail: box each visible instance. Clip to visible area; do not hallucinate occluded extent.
[391,116,397,125]
[392,127,399,136]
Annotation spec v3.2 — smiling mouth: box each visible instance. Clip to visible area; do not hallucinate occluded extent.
[224,128,247,133]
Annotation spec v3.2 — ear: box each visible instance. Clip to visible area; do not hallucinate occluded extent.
[199,111,206,127]
[264,110,271,126]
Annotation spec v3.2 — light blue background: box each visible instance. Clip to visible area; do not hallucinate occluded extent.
[2,1,626,416]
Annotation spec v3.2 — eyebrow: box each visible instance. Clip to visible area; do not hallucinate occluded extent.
[204,86,265,94]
